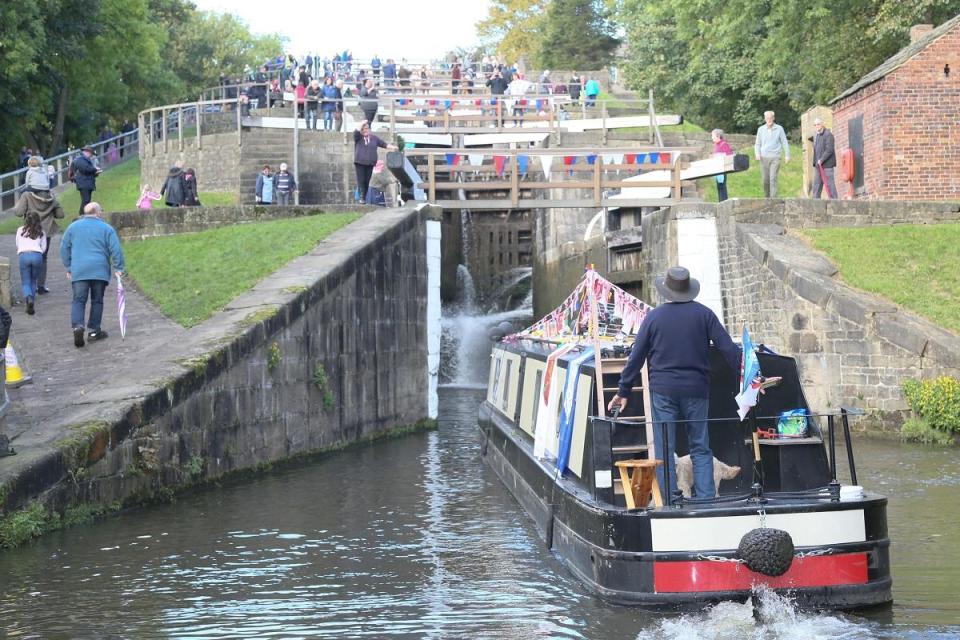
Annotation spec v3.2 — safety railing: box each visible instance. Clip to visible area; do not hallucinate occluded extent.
[1,130,139,211]
[402,146,696,209]
[138,97,246,151]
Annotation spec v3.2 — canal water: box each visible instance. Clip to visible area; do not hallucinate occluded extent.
[1,386,958,638]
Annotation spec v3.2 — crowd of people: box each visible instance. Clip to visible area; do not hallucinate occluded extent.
[11,144,123,346]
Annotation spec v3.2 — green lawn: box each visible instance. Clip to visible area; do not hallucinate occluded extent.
[803,224,960,333]
[124,214,360,327]
[0,158,237,234]
[698,143,804,201]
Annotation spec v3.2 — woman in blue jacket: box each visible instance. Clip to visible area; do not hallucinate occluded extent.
[321,77,338,131]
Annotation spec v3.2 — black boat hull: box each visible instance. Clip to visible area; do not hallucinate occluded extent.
[479,401,893,610]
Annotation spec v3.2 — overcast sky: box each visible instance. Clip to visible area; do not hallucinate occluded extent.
[192,0,491,61]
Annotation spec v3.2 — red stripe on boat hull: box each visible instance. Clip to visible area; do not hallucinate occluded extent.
[654,553,869,593]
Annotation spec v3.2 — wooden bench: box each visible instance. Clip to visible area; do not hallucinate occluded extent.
[614,458,663,509]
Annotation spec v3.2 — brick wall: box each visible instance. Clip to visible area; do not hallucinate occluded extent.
[832,25,960,200]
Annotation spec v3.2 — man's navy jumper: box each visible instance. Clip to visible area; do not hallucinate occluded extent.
[618,301,741,399]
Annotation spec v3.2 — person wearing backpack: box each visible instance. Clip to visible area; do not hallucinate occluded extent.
[71,146,101,216]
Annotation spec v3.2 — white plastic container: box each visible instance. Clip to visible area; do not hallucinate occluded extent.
[840,485,864,501]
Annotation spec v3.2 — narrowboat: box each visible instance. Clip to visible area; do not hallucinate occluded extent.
[478,270,892,609]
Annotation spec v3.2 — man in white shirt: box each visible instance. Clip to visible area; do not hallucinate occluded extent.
[754,110,790,198]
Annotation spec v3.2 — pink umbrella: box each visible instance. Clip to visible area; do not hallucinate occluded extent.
[117,275,127,339]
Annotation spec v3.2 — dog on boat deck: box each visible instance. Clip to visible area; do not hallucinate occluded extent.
[674,454,741,498]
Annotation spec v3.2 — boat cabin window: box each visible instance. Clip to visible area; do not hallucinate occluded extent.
[531,370,543,425]
[490,355,503,404]
[501,361,513,412]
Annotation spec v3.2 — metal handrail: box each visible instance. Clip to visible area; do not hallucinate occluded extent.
[1,130,140,208]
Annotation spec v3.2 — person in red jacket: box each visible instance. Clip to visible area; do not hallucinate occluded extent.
[711,129,735,202]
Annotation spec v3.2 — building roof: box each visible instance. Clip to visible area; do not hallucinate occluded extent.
[830,14,960,104]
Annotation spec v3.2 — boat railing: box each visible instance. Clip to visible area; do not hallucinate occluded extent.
[606,407,863,507]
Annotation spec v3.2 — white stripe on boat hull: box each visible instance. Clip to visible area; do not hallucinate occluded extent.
[651,509,866,552]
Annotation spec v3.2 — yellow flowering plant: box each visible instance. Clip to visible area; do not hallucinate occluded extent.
[902,376,960,435]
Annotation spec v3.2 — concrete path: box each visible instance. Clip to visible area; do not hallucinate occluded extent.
[0,233,188,485]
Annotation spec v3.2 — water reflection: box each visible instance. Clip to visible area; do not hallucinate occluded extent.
[0,389,957,638]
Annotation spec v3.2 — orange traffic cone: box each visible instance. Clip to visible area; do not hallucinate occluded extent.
[4,343,32,388]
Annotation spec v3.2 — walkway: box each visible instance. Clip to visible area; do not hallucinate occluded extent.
[0,233,187,486]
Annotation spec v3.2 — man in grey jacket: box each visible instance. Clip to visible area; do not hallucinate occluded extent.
[754,111,790,198]
[811,118,837,199]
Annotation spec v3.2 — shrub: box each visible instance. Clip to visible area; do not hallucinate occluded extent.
[902,376,960,437]
[900,417,955,445]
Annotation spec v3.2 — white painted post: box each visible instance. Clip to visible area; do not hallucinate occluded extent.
[425,217,441,419]
[292,98,300,205]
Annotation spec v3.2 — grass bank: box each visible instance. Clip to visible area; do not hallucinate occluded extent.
[124,213,361,327]
[802,223,960,333]
[698,142,804,201]
[0,159,237,234]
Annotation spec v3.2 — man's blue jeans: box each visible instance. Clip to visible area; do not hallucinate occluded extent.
[71,279,107,330]
[651,392,714,501]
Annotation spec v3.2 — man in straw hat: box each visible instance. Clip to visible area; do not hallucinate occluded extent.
[607,266,742,501]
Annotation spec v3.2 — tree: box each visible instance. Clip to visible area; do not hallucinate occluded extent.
[538,0,620,70]
[476,0,549,64]
[619,0,960,133]
[0,0,285,167]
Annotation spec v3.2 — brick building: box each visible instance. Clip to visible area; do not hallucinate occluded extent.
[829,17,960,200]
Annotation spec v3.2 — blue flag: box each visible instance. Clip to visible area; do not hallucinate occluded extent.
[735,326,762,420]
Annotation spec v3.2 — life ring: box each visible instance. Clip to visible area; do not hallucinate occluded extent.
[839,148,856,183]
[737,527,795,576]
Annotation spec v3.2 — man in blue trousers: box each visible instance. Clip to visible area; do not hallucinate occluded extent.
[60,202,125,347]
[607,266,741,501]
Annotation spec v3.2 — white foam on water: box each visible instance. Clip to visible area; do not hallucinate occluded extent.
[441,265,532,386]
[636,586,880,640]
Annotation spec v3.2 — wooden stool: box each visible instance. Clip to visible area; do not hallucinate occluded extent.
[615,459,664,509]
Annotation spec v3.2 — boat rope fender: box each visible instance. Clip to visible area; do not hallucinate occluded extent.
[736,527,795,576]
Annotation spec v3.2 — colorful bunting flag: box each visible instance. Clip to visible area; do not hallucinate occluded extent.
[494,155,507,176]
[649,152,659,164]
[445,153,459,167]
[661,152,671,164]
[624,153,636,164]
[517,154,529,176]
[540,155,554,181]
[636,153,647,165]
[586,154,597,165]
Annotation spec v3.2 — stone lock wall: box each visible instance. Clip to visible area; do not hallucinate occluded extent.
[643,198,960,429]
[107,204,372,241]
[0,207,437,517]
[142,126,368,207]
[141,131,242,194]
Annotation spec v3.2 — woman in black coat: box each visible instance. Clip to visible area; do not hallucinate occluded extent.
[352,121,396,204]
